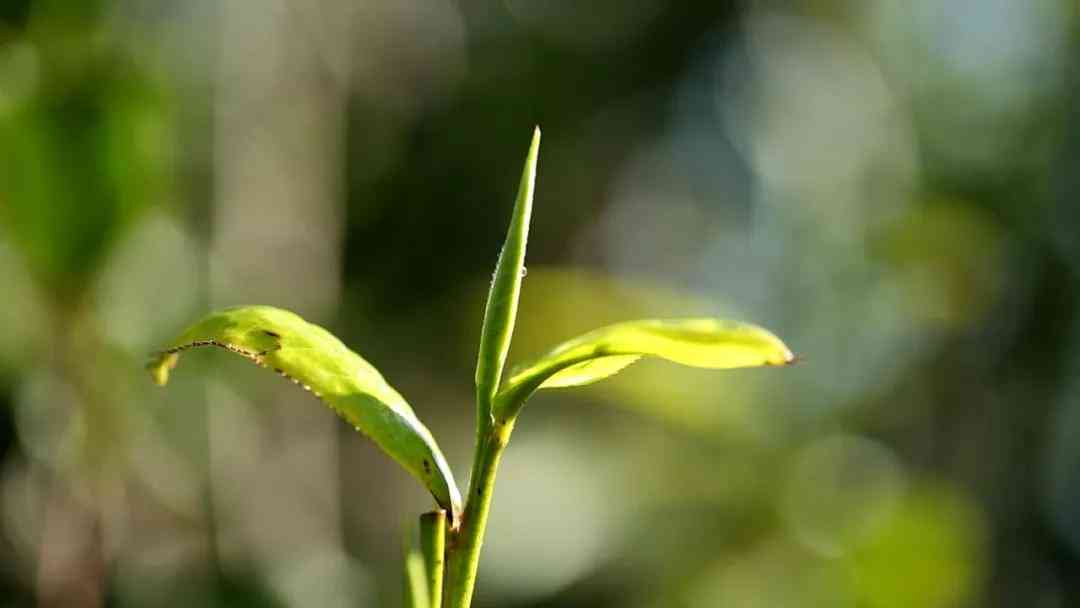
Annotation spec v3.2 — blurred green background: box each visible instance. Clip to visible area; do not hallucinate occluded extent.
[0,0,1078,606]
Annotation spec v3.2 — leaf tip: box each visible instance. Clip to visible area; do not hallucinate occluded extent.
[147,352,178,386]
[762,343,798,367]
[528,126,541,161]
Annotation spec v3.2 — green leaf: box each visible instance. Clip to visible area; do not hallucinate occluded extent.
[493,318,795,421]
[148,305,462,519]
[475,127,541,413]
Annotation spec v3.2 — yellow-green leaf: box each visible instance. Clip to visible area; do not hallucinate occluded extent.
[493,318,794,420]
[148,305,462,519]
[538,355,642,388]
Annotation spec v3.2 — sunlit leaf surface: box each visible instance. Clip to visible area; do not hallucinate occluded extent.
[495,318,794,419]
[148,306,462,517]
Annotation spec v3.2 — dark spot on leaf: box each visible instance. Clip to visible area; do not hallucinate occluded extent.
[263,330,282,339]
[423,459,432,474]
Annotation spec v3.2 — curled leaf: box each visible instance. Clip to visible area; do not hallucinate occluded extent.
[493,318,795,421]
[148,305,462,519]
[475,127,541,412]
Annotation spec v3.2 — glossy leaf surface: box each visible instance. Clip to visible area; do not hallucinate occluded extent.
[148,306,462,517]
[494,318,795,420]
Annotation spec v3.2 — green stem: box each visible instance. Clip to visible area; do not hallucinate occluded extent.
[403,547,430,608]
[444,417,514,608]
[419,511,447,607]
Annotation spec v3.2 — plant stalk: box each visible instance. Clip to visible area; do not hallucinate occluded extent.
[444,416,514,608]
[420,510,447,607]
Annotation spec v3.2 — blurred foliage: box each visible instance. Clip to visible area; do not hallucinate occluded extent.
[0,0,1078,607]
[0,0,172,301]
